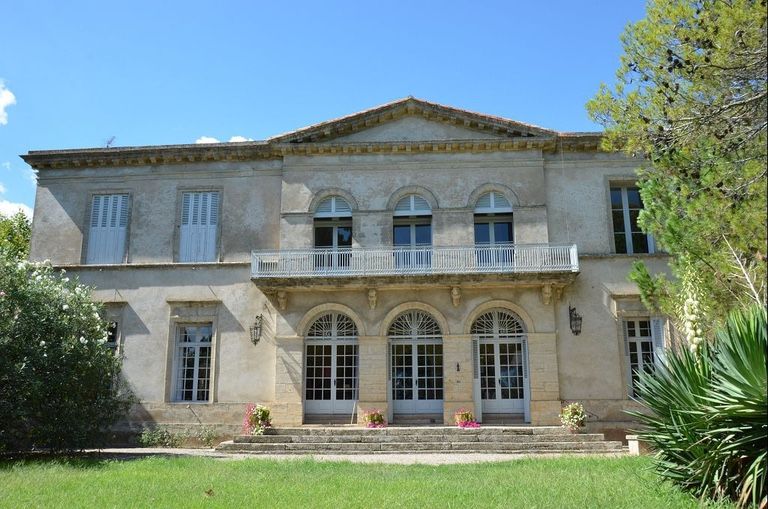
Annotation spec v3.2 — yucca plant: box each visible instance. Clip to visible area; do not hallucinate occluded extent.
[631,305,767,507]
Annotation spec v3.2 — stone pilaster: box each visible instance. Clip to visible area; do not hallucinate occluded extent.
[527,332,561,425]
[442,334,474,425]
[272,335,304,426]
[356,335,389,423]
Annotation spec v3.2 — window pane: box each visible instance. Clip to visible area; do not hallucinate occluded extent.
[610,188,623,208]
[493,222,513,243]
[612,210,626,232]
[415,225,431,246]
[314,226,333,248]
[632,234,649,253]
[393,225,411,246]
[474,223,490,244]
[614,233,627,254]
[626,187,643,208]
[336,226,352,247]
[629,209,642,231]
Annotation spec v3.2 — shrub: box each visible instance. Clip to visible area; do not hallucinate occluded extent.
[632,305,767,507]
[0,252,132,452]
[559,402,586,432]
[138,427,187,448]
[196,425,218,448]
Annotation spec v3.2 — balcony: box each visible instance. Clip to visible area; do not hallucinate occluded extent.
[251,244,579,288]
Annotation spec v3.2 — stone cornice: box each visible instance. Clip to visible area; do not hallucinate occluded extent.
[23,134,604,170]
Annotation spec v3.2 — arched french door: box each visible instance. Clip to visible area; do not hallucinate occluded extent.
[304,312,358,416]
[471,310,530,420]
[388,310,443,414]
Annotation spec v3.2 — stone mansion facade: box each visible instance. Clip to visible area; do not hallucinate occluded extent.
[24,98,670,431]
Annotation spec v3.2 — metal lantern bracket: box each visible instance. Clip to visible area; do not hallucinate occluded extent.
[250,314,264,345]
[569,305,583,336]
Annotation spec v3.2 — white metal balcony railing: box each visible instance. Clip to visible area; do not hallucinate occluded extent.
[251,244,579,279]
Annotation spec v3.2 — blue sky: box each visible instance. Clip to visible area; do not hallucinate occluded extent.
[0,1,646,216]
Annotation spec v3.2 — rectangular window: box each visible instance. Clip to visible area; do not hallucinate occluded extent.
[105,321,120,356]
[610,186,655,254]
[173,323,213,402]
[179,191,219,262]
[623,317,666,397]
[87,194,129,264]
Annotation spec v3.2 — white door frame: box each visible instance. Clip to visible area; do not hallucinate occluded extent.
[303,313,359,416]
[470,309,531,423]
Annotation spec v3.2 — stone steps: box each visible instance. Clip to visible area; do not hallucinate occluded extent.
[215,426,627,455]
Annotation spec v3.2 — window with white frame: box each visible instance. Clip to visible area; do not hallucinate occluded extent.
[86,194,130,264]
[623,317,665,397]
[173,323,213,402]
[393,194,432,268]
[610,186,655,254]
[179,191,219,262]
[105,321,120,356]
[474,191,514,266]
[314,196,353,269]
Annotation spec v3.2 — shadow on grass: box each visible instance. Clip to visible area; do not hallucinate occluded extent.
[0,449,207,470]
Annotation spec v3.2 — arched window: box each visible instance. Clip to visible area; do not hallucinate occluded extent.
[474,191,513,266]
[313,196,352,269]
[314,196,352,219]
[388,310,442,338]
[393,194,432,268]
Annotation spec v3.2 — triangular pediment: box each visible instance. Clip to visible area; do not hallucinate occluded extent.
[269,97,556,144]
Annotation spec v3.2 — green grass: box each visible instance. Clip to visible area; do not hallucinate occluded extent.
[0,455,733,508]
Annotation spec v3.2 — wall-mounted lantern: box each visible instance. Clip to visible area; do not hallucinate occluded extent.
[569,305,583,336]
[250,314,263,345]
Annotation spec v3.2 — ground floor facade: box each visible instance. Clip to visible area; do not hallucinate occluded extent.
[73,255,670,433]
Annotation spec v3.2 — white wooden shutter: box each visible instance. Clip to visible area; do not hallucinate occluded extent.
[650,317,666,367]
[180,191,219,262]
[86,194,129,264]
[472,338,482,422]
[622,320,634,397]
[394,194,431,216]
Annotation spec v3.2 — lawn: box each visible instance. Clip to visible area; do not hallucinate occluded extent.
[0,455,732,508]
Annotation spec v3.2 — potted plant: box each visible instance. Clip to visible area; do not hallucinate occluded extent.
[362,408,387,428]
[559,401,586,433]
[243,403,272,435]
[454,408,480,429]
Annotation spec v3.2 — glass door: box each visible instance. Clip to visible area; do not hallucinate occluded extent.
[314,220,352,270]
[393,221,432,269]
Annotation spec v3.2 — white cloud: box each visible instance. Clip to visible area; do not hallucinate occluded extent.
[0,81,16,126]
[0,200,32,218]
[1,161,10,170]
[0,182,5,194]
[194,135,254,144]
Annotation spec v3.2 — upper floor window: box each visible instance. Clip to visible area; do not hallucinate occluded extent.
[314,196,352,269]
[86,194,129,264]
[474,192,513,246]
[611,186,655,254]
[393,194,431,268]
[180,191,219,262]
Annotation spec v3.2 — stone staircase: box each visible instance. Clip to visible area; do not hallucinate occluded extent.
[216,426,627,455]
